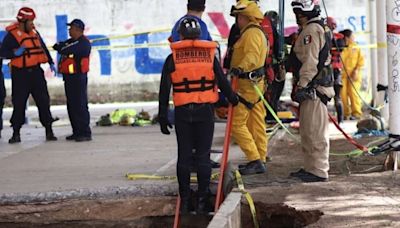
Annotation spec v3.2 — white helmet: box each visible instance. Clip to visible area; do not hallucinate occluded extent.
[291,0,319,12]
[291,0,320,17]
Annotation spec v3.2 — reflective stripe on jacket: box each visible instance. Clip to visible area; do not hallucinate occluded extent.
[6,23,48,68]
[170,40,218,106]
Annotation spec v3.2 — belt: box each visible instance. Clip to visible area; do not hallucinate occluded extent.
[238,67,265,80]
[315,90,331,105]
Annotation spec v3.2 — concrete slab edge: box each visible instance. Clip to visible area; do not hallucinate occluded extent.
[0,184,178,205]
[208,191,242,228]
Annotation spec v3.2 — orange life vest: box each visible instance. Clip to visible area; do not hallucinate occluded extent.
[58,54,90,74]
[6,23,48,68]
[170,40,218,107]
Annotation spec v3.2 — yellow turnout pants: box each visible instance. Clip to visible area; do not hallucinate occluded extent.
[231,78,268,162]
[341,76,362,118]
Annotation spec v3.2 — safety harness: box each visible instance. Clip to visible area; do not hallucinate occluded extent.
[289,18,333,105]
[232,24,269,109]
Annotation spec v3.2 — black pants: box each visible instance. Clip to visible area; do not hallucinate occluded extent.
[265,79,285,121]
[175,103,214,199]
[10,66,54,129]
[333,69,343,123]
[64,73,91,137]
[0,72,5,130]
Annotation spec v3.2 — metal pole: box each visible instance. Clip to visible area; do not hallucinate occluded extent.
[278,0,285,60]
[369,0,378,107]
[386,0,400,171]
[376,0,390,123]
[214,76,237,212]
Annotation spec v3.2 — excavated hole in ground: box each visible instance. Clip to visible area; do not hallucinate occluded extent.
[0,196,211,228]
[242,201,323,228]
[0,197,322,228]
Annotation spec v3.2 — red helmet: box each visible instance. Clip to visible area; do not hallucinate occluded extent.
[327,16,337,30]
[16,7,36,21]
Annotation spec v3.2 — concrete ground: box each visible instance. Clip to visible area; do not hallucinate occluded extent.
[0,102,399,227]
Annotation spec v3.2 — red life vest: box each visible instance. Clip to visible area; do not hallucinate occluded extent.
[260,17,275,84]
[6,23,48,68]
[58,36,90,74]
[170,40,218,107]
[58,54,90,74]
[331,32,344,70]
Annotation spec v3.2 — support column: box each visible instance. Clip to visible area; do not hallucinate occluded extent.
[377,0,390,124]
[369,0,378,107]
[386,0,400,170]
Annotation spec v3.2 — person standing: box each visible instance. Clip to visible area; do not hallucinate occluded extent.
[53,19,92,142]
[229,0,269,175]
[327,16,346,124]
[169,0,212,42]
[289,0,335,182]
[0,7,57,144]
[340,29,365,120]
[263,11,287,126]
[223,0,260,70]
[0,43,5,139]
[158,18,238,214]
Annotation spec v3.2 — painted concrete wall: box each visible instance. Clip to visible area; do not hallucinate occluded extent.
[0,0,369,103]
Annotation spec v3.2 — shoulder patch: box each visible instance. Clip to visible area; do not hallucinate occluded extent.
[304,35,312,45]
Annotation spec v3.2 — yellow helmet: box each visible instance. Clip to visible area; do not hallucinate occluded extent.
[230,0,263,21]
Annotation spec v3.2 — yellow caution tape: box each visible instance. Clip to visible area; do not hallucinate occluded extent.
[93,42,170,50]
[125,172,220,182]
[235,170,259,228]
[90,28,171,43]
[376,42,387,48]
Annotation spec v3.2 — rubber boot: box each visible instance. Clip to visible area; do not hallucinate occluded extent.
[45,125,57,141]
[180,196,194,215]
[9,128,21,144]
[196,194,211,215]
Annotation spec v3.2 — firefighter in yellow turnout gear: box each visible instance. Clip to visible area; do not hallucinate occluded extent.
[339,29,365,119]
[230,0,269,175]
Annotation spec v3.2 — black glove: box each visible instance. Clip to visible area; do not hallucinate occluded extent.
[230,67,243,76]
[159,117,173,135]
[229,93,239,106]
[52,42,63,52]
[294,87,316,104]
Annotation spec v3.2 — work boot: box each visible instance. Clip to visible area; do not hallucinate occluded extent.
[196,195,212,215]
[290,169,328,182]
[45,126,57,141]
[9,129,21,144]
[238,159,267,170]
[238,160,266,175]
[75,136,92,142]
[65,134,76,141]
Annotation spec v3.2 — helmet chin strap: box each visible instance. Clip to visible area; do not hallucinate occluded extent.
[18,20,29,33]
[23,20,29,33]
